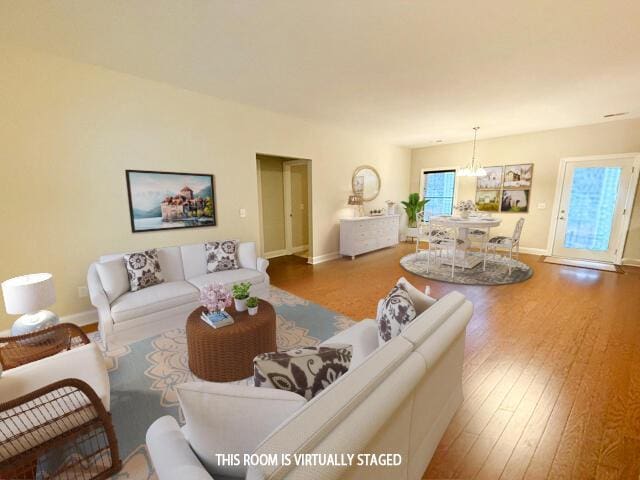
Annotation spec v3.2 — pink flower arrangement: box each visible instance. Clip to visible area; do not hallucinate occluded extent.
[200,283,232,313]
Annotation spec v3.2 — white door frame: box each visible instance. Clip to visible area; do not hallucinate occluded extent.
[283,160,310,255]
[547,153,640,264]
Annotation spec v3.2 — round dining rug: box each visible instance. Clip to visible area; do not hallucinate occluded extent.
[400,252,533,286]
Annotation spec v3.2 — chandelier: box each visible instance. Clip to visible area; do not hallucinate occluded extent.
[458,126,487,177]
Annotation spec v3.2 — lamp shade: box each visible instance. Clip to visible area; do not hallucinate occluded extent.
[1,273,56,314]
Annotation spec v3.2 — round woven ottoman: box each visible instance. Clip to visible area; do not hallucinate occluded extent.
[186,300,277,382]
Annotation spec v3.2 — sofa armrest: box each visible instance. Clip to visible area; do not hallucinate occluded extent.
[87,263,114,349]
[146,416,214,480]
[321,319,379,369]
[257,257,269,274]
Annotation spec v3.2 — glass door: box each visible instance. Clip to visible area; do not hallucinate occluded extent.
[552,156,636,263]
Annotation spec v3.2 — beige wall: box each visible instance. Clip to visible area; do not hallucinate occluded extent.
[0,44,410,329]
[411,119,640,258]
[290,163,310,249]
[257,156,286,254]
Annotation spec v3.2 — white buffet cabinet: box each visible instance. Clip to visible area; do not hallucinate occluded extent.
[340,214,400,259]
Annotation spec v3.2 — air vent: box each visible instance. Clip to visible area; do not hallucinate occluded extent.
[603,112,628,118]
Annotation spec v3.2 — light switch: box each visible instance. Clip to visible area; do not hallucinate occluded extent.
[537,203,546,210]
[239,208,246,218]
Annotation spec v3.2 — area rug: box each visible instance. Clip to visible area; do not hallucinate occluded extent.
[95,286,355,479]
[400,251,533,285]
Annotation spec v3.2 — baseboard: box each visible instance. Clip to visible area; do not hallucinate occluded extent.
[622,258,640,267]
[0,308,98,337]
[309,251,341,264]
[263,249,289,259]
[518,247,549,256]
[291,244,309,254]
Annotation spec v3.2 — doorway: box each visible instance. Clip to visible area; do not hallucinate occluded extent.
[550,153,639,264]
[256,154,312,260]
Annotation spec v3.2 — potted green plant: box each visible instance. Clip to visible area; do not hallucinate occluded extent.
[246,296,259,316]
[401,193,428,239]
[231,282,251,312]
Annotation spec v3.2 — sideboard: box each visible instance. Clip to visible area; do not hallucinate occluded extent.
[339,214,400,259]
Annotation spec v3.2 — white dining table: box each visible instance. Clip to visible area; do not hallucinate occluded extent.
[429,215,502,268]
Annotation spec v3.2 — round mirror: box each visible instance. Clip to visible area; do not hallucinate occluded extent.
[352,165,381,202]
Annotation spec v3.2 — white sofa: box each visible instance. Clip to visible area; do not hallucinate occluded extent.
[87,241,269,350]
[146,282,473,480]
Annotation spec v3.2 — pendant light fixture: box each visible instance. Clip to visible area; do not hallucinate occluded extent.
[458,126,487,177]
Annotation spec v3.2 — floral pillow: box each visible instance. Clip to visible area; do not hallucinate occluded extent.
[205,240,239,272]
[377,283,417,344]
[123,249,164,292]
[254,344,352,400]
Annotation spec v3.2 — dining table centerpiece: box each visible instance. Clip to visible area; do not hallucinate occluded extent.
[455,200,477,219]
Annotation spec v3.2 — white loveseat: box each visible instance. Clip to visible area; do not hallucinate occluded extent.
[87,241,269,350]
[146,281,473,480]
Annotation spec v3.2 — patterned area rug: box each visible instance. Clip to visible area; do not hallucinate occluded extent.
[95,286,355,479]
[400,251,533,285]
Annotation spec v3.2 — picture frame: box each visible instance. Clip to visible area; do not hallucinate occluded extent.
[126,169,216,233]
[476,166,504,190]
[475,189,501,212]
[501,189,530,213]
[503,163,533,188]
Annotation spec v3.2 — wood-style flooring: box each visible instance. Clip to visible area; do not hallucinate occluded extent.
[267,243,640,480]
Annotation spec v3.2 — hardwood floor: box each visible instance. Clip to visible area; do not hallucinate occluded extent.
[268,243,640,480]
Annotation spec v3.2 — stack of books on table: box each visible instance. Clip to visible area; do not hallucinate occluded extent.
[201,310,234,329]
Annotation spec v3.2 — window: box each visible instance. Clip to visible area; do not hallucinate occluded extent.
[422,169,456,218]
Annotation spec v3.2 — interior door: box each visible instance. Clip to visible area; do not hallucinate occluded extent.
[552,156,636,263]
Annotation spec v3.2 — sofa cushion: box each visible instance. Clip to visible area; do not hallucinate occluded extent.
[177,381,306,478]
[187,269,265,292]
[237,242,258,270]
[95,258,129,303]
[124,249,165,292]
[110,281,199,323]
[377,283,417,344]
[205,240,239,272]
[180,243,207,279]
[157,247,186,282]
[320,319,379,369]
[254,344,353,400]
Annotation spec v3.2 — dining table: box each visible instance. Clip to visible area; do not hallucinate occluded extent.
[429,214,502,268]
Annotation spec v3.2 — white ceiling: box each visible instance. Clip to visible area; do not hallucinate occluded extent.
[1,0,639,146]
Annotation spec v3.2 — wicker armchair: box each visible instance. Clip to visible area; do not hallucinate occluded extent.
[0,323,90,370]
[0,324,121,479]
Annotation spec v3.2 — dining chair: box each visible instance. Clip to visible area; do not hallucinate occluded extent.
[415,211,429,254]
[424,218,464,278]
[483,217,525,275]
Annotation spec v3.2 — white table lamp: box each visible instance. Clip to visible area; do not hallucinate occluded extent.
[1,273,59,336]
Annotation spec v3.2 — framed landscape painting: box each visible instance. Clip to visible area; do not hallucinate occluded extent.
[503,163,533,188]
[477,166,504,190]
[501,189,529,213]
[475,190,500,212]
[126,170,216,232]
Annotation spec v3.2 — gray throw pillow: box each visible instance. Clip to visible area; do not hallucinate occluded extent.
[377,283,417,344]
[205,240,239,272]
[123,249,164,292]
[254,344,353,400]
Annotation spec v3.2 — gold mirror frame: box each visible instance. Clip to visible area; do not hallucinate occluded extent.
[351,165,381,202]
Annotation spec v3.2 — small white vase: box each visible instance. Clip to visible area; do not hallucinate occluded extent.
[248,306,258,316]
[234,298,247,312]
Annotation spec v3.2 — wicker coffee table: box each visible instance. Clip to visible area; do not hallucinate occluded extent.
[186,300,277,382]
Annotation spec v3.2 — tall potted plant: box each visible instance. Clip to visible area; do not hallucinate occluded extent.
[401,193,428,239]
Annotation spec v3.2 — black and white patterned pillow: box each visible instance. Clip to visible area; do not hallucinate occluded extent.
[123,249,164,292]
[254,344,352,400]
[377,284,417,344]
[205,240,239,272]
